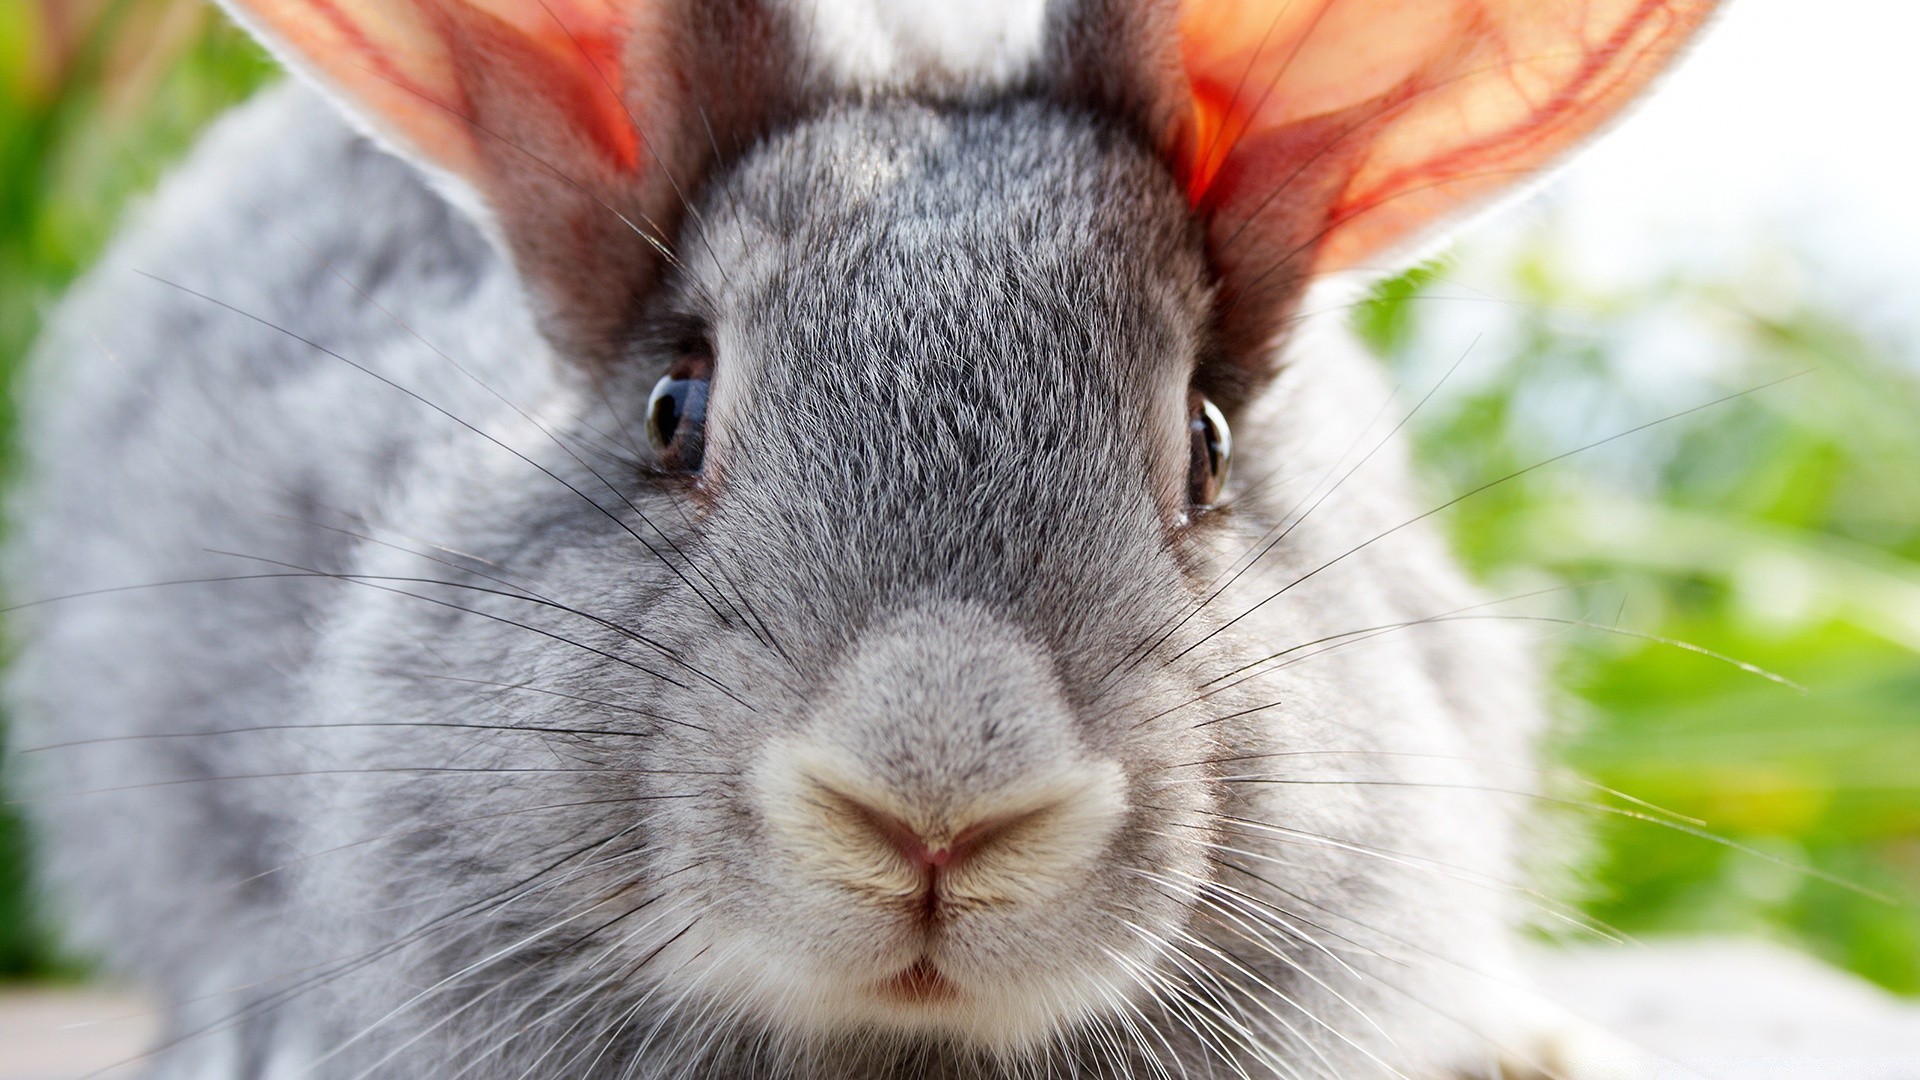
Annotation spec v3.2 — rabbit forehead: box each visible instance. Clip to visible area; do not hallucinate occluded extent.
[696,100,1206,475]
[680,101,1208,631]
[697,100,1203,329]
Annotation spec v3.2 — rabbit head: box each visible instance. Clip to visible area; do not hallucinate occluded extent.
[204,0,1718,1073]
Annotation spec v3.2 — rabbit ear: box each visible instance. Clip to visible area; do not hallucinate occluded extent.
[1063,0,1717,385]
[217,0,794,364]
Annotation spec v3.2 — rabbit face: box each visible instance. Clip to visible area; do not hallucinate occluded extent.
[639,102,1214,1050]
[299,99,1526,1075]
[13,1,1716,1073]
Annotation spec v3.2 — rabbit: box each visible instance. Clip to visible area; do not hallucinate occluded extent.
[3,1,1720,1077]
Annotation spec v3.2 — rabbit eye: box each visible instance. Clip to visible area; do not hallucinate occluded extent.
[1187,393,1231,509]
[646,352,712,472]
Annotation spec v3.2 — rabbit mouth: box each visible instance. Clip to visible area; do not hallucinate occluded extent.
[877,958,960,1005]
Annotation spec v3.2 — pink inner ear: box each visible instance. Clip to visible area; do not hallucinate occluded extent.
[302,0,447,112]
[235,0,643,181]
[1327,0,1683,246]
[445,3,643,176]
[1171,0,1718,274]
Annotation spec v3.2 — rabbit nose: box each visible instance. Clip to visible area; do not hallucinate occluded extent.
[753,744,1128,918]
[841,797,1044,876]
[847,799,956,872]
[750,603,1129,919]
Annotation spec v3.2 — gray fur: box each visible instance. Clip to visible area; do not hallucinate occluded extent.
[8,76,1543,1080]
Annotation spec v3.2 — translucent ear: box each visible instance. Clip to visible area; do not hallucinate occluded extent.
[216,0,785,363]
[1165,0,1716,368]
[220,0,643,190]
[1178,0,1719,270]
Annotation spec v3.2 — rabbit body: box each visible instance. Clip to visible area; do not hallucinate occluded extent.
[11,70,1549,1080]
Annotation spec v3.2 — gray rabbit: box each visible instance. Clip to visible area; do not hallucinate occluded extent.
[5,1,1719,1077]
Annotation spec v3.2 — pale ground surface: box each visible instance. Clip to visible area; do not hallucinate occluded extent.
[1,942,1915,1079]
[0,987,150,1080]
[1530,940,1920,1080]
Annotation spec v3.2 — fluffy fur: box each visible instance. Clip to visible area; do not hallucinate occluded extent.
[1,0,1653,1074]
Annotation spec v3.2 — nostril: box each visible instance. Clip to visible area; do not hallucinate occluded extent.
[755,741,1130,916]
[842,799,954,873]
[840,796,1048,877]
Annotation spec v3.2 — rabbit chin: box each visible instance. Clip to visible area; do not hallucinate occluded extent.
[698,939,1129,1054]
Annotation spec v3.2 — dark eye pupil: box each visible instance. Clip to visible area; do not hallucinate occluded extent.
[646,370,710,471]
[1187,394,1231,510]
[650,382,687,443]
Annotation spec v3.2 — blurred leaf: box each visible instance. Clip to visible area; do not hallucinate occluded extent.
[1359,225,1920,996]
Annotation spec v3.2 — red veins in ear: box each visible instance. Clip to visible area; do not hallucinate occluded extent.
[1180,70,1250,206]
[1166,0,1716,275]
[1327,0,1685,238]
[260,0,643,178]
[495,11,642,174]
[433,0,643,176]
[303,0,448,114]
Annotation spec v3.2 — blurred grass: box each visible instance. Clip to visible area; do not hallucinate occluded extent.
[0,0,1915,997]
[1355,247,1920,993]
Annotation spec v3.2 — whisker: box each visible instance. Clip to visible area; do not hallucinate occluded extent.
[81,822,659,1077]
[129,269,756,640]
[1114,930,1308,1080]
[1125,582,1577,731]
[1099,356,1408,687]
[1184,763,1893,903]
[370,667,706,732]
[1150,812,1632,946]
[1187,860,1595,1080]
[23,719,654,754]
[1127,336,1478,682]
[1165,747,1704,826]
[369,883,686,1080]
[319,869,652,1075]
[206,548,753,706]
[1182,609,1804,734]
[1163,373,1814,665]
[17,764,723,805]
[1133,865,1372,988]
[1131,889,1405,1079]
[1150,851,1422,987]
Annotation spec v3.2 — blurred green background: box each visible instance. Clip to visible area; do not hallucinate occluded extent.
[0,0,1915,996]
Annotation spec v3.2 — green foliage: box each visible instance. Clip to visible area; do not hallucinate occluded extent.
[1355,241,1920,994]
